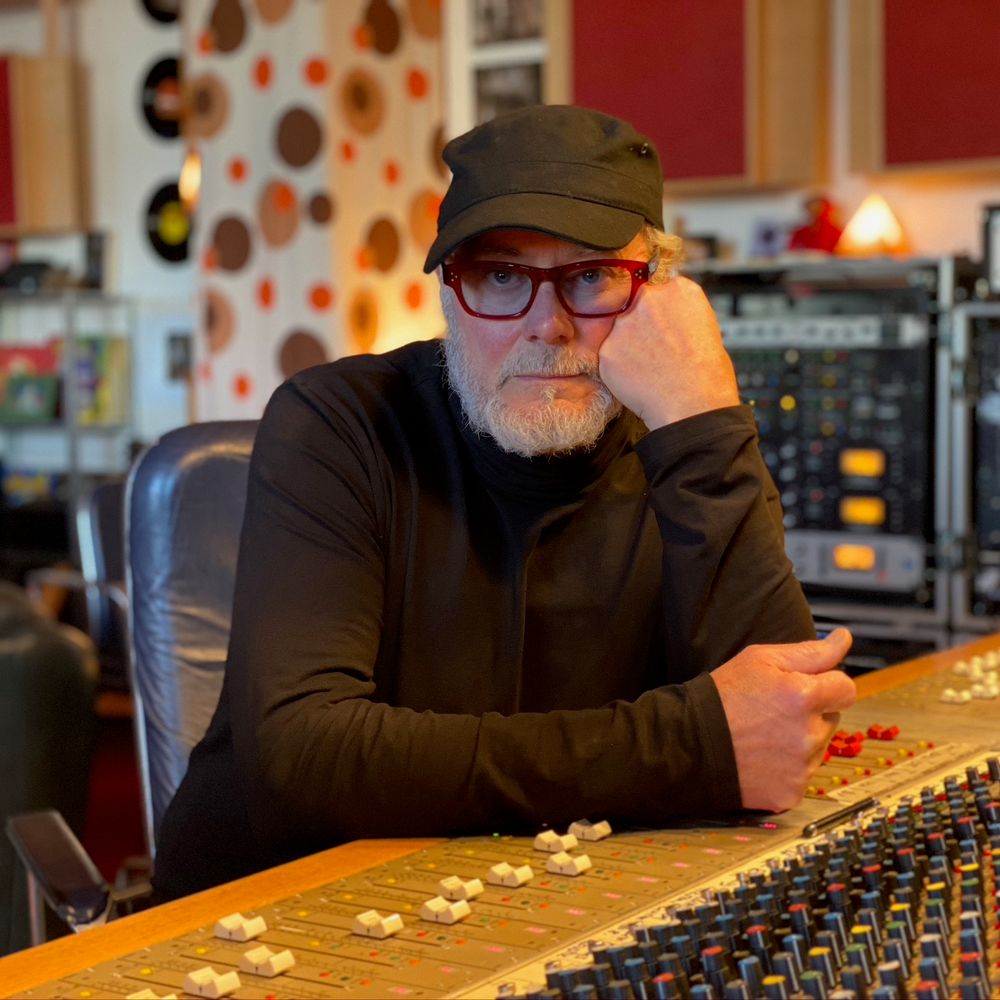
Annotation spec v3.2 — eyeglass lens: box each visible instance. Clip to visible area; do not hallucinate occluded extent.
[459,263,639,318]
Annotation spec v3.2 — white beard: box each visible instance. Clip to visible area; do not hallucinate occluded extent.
[441,292,622,458]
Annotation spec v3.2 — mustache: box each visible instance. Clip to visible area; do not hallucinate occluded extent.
[496,345,602,386]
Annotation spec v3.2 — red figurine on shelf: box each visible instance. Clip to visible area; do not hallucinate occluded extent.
[787,194,844,253]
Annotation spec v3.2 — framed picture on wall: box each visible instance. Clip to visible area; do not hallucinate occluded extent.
[474,64,543,123]
[473,0,544,44]
[444,0,569,137]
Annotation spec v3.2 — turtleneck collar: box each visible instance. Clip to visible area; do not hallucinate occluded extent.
[445,381,644,505]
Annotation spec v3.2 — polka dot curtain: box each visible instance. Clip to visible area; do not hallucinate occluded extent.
[188,0,446,420]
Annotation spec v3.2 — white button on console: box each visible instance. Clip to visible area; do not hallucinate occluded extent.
[569,819,613,841]
[214,912,267,941]
[239,944,296,977]
[534,829,579,852]
[487,861,534,887]
[352,908,405,938]
[420,895,472,924]
[183,967,241,998]
[439,874,484,900]
[546,851,592,876]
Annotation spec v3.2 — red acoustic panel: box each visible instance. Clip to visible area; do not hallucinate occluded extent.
[884,0,1000,165]
[0,59,16,227]
[572,0,746,181]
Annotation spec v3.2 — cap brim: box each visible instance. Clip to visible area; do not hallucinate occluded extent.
[423,192,647,273]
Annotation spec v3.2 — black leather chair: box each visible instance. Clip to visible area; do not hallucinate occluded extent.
[127,420,258,855]
[77,479,129,689]
[24,478,129,692]
[7,421,258,945]
[0,584,97,955]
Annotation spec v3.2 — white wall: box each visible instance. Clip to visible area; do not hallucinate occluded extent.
[666,0,1000,261]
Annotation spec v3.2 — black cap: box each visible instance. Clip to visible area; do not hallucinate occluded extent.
[423,105,664,273]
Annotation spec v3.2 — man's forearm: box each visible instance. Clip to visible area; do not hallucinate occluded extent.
[636,405,815,681]
[231,674,741,854]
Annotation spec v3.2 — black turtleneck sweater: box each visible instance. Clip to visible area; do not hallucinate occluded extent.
[153,339,814,900]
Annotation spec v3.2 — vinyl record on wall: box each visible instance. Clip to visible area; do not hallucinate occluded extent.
[140,57,182,139]
[145,181,191,263]
[141,0,180,24]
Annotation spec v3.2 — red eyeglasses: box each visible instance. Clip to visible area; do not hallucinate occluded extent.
[442,258,655,319]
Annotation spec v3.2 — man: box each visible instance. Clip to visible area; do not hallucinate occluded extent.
[154,105,855,900]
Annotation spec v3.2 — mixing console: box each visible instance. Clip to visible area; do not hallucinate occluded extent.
[8,637,1000,1000]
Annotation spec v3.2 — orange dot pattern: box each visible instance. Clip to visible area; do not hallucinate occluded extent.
[405,282,423,309]
[233,372,252,398]
[309,284,334,311]
[228,157,249,183]
[253,56,273,89]
[304,58,329,86]
[407,68,429,99]
[192,0,446,419]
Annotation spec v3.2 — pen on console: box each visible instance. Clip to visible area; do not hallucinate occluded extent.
[801,796,878,838]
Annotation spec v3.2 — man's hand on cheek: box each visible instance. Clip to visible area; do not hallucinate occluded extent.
[597,275,741,429]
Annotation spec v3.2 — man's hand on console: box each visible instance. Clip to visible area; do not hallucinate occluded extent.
[598,275,740,429]
[711,629,857,813]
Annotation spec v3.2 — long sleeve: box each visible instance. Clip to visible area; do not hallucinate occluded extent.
[224,376,807,857]
[634,404,816,680]
[150,345,821,900]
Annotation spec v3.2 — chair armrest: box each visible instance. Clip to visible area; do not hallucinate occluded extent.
[104,580,129,613]
[24,568,129,651]
[6,810,111,932]
[23,566,87,588]
[24,568,126,604]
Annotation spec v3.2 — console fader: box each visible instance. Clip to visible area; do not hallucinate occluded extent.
[9,636,1000,1000]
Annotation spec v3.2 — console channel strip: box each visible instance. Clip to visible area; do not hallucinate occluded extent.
[10,637,1000,1000]
[721,315,933,605]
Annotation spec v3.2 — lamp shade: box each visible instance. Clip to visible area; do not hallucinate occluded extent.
[836,193,908,256]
